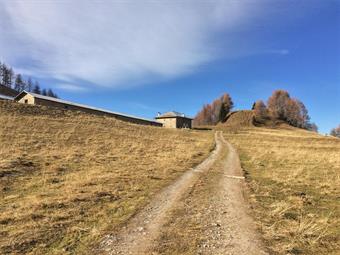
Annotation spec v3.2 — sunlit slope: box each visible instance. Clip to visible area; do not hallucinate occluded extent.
[222,110,255,128]
[224,127,340,254]
[0,101,214,254]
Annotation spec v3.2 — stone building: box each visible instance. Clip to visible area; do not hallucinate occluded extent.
[155,111,192,129]
[15,91,162,127]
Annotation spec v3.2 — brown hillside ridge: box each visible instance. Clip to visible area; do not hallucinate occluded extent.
[0,100,214,254]
[221,110,255,127]
[221,110,296,130]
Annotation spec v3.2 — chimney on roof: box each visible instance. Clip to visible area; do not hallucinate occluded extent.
[157,112,161,117]
[181,113,185,117]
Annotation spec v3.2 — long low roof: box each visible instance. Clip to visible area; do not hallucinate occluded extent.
[0,84,18,97]
[15,91,161,125]
[155,111,193,119]
[0,94,14,100]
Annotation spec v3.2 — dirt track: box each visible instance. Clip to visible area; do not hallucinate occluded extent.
[100,131,267,254]
[196,135,268,254]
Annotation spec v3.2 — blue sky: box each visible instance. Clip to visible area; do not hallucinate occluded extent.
[0,0,339,133]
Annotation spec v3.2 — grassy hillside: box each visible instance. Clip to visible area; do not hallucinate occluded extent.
[0,101,214,254]
[222,110,255,127]
[223,127,340,254]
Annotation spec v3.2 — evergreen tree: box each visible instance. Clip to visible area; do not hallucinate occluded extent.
[47,88,58,98]
[33,81,41,94]
[27,77,33,92]
[1,64,14,88]
[0,62,4,86]
[8,68,14,88]
[14,74,24,91]
[0,62,59,99]
[47,88,53,97]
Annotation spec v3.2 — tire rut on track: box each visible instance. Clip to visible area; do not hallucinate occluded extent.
[99,132,223,255]
[99,131,267,255]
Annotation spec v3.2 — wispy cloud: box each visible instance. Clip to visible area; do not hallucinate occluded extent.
[265,49,290,55]
[0,0,263,89]
[57,83,88,92]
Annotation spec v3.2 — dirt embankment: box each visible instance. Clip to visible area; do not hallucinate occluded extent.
[221,110,255,128]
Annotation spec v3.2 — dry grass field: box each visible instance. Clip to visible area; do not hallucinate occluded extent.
[0,101,214,254]
[223,126,340,254]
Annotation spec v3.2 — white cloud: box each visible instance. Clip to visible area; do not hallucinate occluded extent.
[0,0,259,89]
[57,83,88,92]
[266,49,290,55]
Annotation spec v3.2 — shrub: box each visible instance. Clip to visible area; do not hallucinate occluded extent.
[330,125,340,138]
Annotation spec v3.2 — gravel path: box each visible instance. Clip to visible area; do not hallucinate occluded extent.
[99,131,267,254]
[196,135,267,255]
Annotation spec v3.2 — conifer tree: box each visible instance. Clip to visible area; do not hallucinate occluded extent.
[33,81,41,94]
[0,62,2,85]
[27,77,33,92]
[14,74,24,91]
[1,64,14,88]
[42,88,47,96]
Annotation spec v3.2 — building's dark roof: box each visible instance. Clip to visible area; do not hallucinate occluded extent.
[15,91,162,125]
[155,111,192,119]
[0,84,18,97]
[0,94,14,100]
